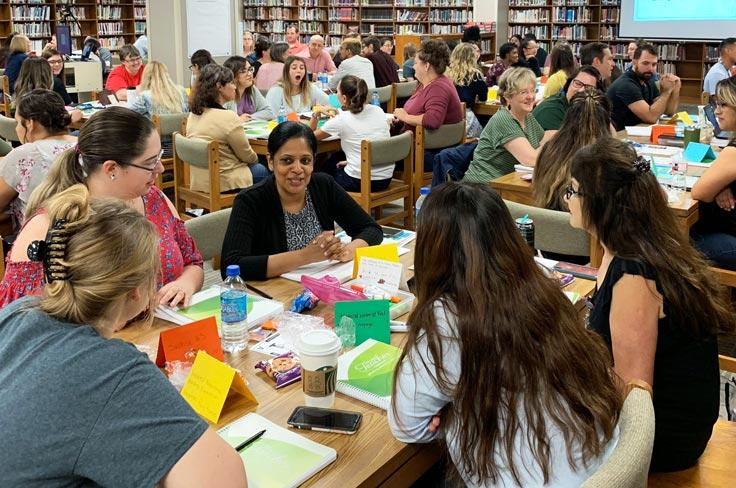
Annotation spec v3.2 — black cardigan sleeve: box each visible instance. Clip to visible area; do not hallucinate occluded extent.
[316,174,383,245]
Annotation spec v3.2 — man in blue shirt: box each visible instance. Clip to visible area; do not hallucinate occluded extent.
[704,38,736,101]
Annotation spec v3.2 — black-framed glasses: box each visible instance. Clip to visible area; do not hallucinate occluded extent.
[126,150,164,172]
[564,183,583,199]
[571,79,597,90]
[124,56,143,64]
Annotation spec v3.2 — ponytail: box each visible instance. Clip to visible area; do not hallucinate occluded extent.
[338,75,368,114]
[26,149,85,219]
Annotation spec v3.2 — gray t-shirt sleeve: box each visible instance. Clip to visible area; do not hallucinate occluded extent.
[74,353,208,487]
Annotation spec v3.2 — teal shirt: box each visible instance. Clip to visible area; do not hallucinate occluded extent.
[463,107,545,183]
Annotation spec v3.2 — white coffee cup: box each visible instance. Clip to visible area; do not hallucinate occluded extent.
[297,329,341,408]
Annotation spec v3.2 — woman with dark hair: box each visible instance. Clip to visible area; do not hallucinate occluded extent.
[13,57,53,105]
[567,137,734,472]
[389,181,622,487]
[534,88,612,211]
[393,39,463,170]
[41,48,72,105]
[691,76,736,269]
[265,56,329,115]
[252,37,272,77]
[255,41,288,92]
[486,42,519,87]
[0,89,75,230]
[312,75,392,191]
[402,43,417,81]
[189,49,215,79]
[187,64,267,193]
[0,107,205,309]
[543,43,576,98]
[223,55,273,121]
[220,121,382,281]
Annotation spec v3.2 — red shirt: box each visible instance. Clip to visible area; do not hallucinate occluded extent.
[287,42,304,57]
[403,74,463,130]
[105,63,145,92]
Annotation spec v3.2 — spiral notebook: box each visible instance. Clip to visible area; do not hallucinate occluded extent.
[336,339,402,410]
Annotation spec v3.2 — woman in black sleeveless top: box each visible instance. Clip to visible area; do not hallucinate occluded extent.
[565,137,734,472]
[691,76,736,269]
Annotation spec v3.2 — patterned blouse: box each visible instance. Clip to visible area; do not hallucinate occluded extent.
[0,186,203,309]
[486,59,508,88]
[284,191,323,251]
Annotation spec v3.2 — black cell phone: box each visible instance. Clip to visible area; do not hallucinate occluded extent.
[287,406,362,434]
[381,226,403,238]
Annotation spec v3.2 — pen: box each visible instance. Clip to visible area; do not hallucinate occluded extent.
[235,429,266,452]
[247,283,273,300]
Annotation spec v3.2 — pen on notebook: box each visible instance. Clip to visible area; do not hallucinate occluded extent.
[246,283,273,300]
[235,429,266,452]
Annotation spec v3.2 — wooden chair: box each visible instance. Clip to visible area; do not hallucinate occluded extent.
[172,132,236,220]
[152,113,188,191]
[0,114,19,143]
[184,208,232,272]
[413,118,466,202]
[348,131,414,229]
[581,381,655,488]
[388,80,417,113]
[0,75,10,117]
[709,266,736,288]
[375,84,392,104]
[701,90,711,106]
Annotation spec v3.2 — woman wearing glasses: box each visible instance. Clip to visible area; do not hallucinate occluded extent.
[223,55,273,122]
[104,44,146,101]
[691,76,736,270]
[41,48,72,105]
[567,137,733,472]
[463,67,555,183]
[0,107,204,310]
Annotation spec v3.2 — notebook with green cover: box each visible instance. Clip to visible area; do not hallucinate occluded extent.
[218,413,336,488]
[336,339,403,410]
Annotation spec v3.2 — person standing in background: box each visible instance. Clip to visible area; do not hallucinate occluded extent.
[134,29,148,62]
[242,31,255,61]
[5,35,30,94]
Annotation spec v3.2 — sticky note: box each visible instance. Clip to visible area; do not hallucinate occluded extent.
[155,317,224,367]
[352,243,400,278]
[676,111,694,126]
[357,257,403,295]
[334,300,390,345]
[181,351,258,424]
[683,142,717,162]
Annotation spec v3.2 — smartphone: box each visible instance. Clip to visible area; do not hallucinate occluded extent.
[287,406,362,434]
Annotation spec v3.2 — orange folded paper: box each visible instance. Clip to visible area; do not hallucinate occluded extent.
[650,125,675,143]
[155,316,224,367]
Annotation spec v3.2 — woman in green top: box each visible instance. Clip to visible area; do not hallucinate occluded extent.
[463,67,555,183]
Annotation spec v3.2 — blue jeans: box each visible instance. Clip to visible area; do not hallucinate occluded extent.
[250,163,270,184]
[692,231,736,271]
[431,143,477,187]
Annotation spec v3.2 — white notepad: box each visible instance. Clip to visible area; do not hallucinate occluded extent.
[219,413,337,488]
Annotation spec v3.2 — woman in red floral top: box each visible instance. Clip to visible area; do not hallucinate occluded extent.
[0,107,204,309]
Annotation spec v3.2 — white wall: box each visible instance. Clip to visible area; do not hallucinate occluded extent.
[475,0,497,22]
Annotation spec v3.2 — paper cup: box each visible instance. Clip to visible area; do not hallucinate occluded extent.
[297,329,342,408]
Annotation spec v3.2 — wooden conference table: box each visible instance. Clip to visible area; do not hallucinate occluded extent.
[114,246,595,487]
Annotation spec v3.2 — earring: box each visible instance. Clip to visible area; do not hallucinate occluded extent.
[111,174,116,180]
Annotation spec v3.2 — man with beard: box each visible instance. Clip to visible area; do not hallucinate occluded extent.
[607,43,680,131]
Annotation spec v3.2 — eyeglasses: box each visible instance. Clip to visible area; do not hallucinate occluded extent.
[126,150,164,172]
[239,67,255,74]
[571,79,597,90]
[564,183,583,199]
[124,56,142,64]
[47,59,63,65]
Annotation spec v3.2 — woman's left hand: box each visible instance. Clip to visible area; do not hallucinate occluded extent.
[156,279,196,308]
[393,108,407,122]
[239,113,253,123]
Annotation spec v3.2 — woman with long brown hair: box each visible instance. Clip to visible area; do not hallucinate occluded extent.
[389,182,621,486]
[534,87,612,211]
[264,55,329,115]
[543,43,576,98]
[567,137,734,472]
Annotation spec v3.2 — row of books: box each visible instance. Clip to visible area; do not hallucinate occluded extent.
[97,6,123,19]
[134,7,146,19]
[397,0,428,5]
[397,24,428,34]
[600,24,618,40]
[509,0,547,6]
[330,8,359,20]
[362,10,393,21]
[552,6,595,22]
[552,25,587,39]
[11,6,50,21]
[98,21,125,36]
[601,7,619,22]
[397,10,428,21]
[299,21,324,33]
[135,21,146,34]
[299,7,327,20]
[509,9,550,23]
[430,0,471,5]
[99,36,125,49]
[13,22,51,37]
[509,24,549,38]
[428,9,469,21]
[360,24,394,35]
[430,24,464,34]
[243,0,298,6]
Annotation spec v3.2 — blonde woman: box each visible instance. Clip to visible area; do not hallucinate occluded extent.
[130,60,188,119]
[0,185,247,487]
[265,56,329,115]
[447,42,488,137]
[5,34,30,93]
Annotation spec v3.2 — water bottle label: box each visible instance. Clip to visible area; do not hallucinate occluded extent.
[221,291,247,323]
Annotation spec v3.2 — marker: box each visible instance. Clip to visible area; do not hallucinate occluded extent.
[350,284,402,303]
[235,429,266,452]
[390,320,408,332]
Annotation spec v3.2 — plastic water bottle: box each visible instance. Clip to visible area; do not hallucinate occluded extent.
[371,89,380,107]
[277,103,287,124]
[670,150,687,194]
[415,186,430,223]
[315,71,323,89]
[320,72,329,90]
[220,265,248,354]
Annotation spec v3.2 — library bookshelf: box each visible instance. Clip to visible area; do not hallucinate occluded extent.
[502,0,720,103]
[0,0,146,54]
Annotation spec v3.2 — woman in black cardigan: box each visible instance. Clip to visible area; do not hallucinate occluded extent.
[221,122,383,280]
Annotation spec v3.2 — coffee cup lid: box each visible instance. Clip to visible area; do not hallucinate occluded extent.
[297,329,341,356]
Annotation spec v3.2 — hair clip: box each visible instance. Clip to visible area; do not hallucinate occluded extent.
[27,219,71,283]
[633,156,651,175]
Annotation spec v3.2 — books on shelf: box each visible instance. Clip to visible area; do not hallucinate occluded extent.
[219,413,337,488]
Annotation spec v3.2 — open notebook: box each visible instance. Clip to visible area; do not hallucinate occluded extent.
[281,246,411,283]
[336,339,403,410]
[219,413,336,488]
[155,286,283,328]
